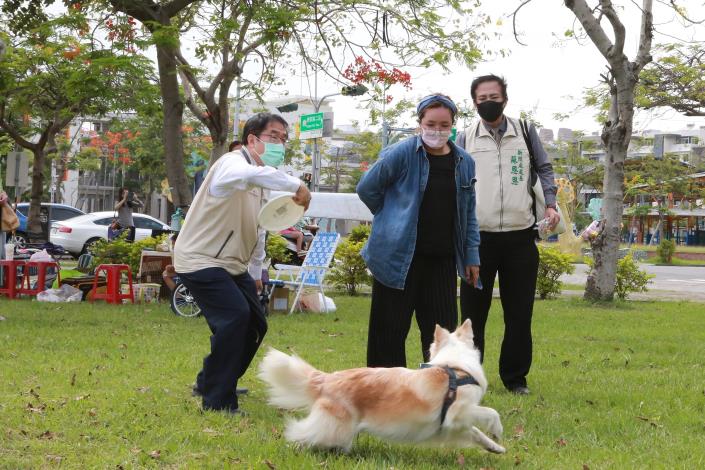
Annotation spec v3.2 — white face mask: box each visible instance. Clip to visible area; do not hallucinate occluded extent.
[421,128,451,149]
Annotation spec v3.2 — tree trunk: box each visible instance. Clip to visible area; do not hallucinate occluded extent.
[55,155,67,204]
[27,147,47,236]
[156,42,192,209]
[210,134,229,164]
[584,74,635,301]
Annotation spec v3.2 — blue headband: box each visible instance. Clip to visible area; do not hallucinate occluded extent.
[416,95,458,118]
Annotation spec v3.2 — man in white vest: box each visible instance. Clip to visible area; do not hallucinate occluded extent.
[457,75,560,395]
[174,113,310,414]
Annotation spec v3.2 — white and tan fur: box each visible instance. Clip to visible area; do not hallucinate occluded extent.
[257,319,505,453]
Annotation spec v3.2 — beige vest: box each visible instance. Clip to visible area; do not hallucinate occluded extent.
[463,117,534,232]
[174,152,263,276]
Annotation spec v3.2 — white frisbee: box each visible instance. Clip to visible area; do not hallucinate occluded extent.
[258,193,305,231]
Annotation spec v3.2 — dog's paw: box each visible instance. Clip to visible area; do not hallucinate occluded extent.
[487,421,503,441]
[488,443,506,454]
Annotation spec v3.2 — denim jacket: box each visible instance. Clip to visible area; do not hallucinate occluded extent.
[357,135,480,290]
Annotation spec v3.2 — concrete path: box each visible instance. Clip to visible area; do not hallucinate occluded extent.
[558,263,705,302]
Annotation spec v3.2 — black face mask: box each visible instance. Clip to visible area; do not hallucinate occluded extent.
[477,100,504,122]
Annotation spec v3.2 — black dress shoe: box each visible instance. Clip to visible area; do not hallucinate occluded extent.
[235,387,248,395]
[509,386,530,395]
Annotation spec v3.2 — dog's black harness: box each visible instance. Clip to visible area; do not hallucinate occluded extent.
[420,363,480,425]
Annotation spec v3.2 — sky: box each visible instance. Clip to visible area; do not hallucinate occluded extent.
[258,1,705,136]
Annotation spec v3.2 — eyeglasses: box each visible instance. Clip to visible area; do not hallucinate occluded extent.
[258,133,288,145]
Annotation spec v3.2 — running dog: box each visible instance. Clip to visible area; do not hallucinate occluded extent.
[258,319,505,453]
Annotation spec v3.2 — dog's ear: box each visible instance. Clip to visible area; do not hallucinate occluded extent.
[456,319,474,341]
[434,324,450,347]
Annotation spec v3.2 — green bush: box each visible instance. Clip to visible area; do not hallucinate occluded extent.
[348,224,371,243]
[90,233,169,274]
[328,239,370,296]
[265,233,291,265]
[615,253,653,300]
[656,238,676,264]
[536,245,575,299]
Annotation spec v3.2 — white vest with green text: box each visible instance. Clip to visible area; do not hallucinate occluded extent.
[463,117,534,232]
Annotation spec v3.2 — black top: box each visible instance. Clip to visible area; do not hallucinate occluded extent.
[416,150,456,256]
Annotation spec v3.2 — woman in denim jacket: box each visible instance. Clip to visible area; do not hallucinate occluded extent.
[357,94,481,367]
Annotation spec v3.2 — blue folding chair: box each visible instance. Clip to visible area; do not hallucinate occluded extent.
[273,232,340,314]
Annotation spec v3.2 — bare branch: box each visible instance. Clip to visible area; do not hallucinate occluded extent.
[668,0,705,24]
[511,0,535,46]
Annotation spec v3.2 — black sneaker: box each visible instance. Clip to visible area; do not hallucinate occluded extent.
[508,386,530,395]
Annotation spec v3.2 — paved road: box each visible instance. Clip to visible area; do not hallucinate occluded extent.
[560,263,705,301]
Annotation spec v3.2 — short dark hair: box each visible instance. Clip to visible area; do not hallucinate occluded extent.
[241,113,288,144]
[470,74,508,102]
[228,140,242,152]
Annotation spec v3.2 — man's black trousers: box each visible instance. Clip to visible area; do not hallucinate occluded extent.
[178,267,267,411]
[459,229,539,390]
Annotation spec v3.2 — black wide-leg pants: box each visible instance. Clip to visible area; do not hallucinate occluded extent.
[367,255,457,367]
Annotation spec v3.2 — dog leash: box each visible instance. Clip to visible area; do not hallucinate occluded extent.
[419,363,479,425]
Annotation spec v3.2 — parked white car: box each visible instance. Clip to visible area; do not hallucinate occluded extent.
[50,211,171,256]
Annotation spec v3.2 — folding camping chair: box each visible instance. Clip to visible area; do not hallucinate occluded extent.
[272,231,340,314]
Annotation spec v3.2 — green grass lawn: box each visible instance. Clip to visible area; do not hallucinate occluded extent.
[2,296,705,469]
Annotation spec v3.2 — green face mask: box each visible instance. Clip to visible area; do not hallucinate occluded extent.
[256,137,286,167]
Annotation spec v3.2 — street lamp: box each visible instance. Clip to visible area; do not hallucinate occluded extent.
[309,84,367,192]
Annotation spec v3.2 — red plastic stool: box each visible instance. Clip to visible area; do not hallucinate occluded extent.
[19,261,61,296]
[90,264,135,304]
[0,260,26,299]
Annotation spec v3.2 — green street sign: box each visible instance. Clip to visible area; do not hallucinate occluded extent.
[300,112,324,139]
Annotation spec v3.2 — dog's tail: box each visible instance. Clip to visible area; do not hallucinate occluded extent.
[258,348,322,410]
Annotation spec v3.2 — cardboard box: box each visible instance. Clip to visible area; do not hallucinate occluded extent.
[269,286,290,312]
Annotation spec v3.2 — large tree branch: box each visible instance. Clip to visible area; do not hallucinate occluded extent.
[564,0,617,64]
[635,0,654,71]
[599,0,626,58]
[162,0,200,18]
[174,49,212,109]
[0,103,37,151]
[107,0,159,23]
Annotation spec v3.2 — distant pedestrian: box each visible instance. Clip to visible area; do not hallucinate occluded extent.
[114,188,143,242]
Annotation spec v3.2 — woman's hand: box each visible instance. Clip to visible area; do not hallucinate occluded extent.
[0,191,8,206]
[465,265,481,289]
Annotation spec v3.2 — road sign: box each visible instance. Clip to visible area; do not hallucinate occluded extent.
[300,112,324,139]
[5,151,29,188]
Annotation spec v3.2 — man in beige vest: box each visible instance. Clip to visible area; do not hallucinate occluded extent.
[174,113,310,414]
[457,75,560,395]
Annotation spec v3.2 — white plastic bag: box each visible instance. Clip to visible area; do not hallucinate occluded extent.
[29,249,53,262]
[37,284,83,303]
[298,293,336,313]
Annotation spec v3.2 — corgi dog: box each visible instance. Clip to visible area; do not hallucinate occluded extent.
[258,319,505,453]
